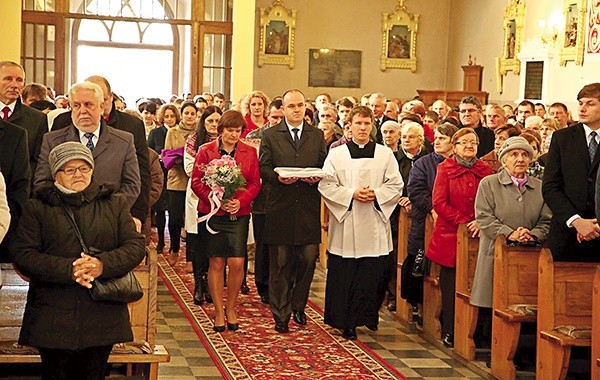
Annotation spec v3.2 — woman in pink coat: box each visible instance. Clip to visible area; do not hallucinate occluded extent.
[426,127,493,348]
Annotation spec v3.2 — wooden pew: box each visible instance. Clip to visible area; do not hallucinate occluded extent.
[490,236,541,380]
[536,249,596,380]
[592,265,600,380]
[454,223,480,360]
[0,249,169,379]
[422,213,442,340]
[395,207,413,324]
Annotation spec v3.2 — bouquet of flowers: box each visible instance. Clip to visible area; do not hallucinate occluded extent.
[197,155,246,234]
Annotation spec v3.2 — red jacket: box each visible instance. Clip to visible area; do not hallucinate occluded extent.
[191,139,261,217]
[426,157,493,268]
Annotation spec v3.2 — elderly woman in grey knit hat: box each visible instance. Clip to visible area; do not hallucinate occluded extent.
[12,141,145,380]
[468,136,551,345]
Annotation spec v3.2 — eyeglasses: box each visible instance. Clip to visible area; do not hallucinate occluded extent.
[59,166,92,176]
[455,140,479,146]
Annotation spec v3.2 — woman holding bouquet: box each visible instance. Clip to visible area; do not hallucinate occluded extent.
[191,110,261,332]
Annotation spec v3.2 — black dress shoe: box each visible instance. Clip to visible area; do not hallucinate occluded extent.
[275,322,289,333]
[193,283,204,305]
[342,328,357,340]
[259,294,270,304]
[241,283,250,295]
[366,324,378,331]
[292,310,307,325]
[442,333,454,348]
[386,302,396,312]
[227,322,239,331]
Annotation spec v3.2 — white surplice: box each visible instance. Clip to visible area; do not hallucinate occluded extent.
[318,143,403,258]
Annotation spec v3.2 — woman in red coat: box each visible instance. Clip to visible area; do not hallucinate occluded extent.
[426,127,493,347]
[191,110,261,332]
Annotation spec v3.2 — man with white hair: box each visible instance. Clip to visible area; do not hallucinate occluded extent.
[35,82,140,208]
[385,101,400,121]
[524,115,544,132]
[485,104,506,131]
[368,93,393,143]
[432,99,450,118]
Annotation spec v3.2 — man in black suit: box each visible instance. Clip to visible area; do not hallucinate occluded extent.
[0,61,47,175]
[458,96,494,157]
[259,89,327,333]
[368,93,393,144]
[51,76,149,232]
[0,119,30,260]
[543,82,600,261]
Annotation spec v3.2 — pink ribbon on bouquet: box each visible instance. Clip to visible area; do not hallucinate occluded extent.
[197,186,225,234]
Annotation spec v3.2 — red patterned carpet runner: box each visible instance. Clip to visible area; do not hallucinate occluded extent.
[157,253,406,379]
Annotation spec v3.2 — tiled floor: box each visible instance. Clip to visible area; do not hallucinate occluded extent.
[156,265,485,380]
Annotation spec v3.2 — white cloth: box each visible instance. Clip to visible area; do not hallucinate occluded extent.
[183,150,199,233]
[0,172,10,244]
[318,144,403,258]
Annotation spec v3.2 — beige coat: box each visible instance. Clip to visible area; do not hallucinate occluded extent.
[164,124,194,191]
[470,169,551,308]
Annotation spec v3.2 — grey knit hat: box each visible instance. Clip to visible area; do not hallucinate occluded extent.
[498,136,534,163]
[49,141,95,177]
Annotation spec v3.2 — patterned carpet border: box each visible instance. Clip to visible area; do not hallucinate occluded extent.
[157,253,406,380]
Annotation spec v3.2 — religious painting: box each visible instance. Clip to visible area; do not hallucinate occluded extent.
[308,49,361,88]
[588,0,600,54]
[258,1,296,69]
[380,1,419,72]
[264,21,289,55]
[499,0,525,76]
[559,0,587,65]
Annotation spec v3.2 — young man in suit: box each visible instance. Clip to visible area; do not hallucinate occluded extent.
[543,82,600,261]
[259,89,327,333]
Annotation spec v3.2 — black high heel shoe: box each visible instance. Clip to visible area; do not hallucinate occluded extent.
[225,308,239,331]
[213,324,226,333]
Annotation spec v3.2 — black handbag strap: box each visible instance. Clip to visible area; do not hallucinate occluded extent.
[58,197,89,253]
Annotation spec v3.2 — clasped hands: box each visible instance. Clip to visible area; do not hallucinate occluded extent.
[277,176,322,185]
[221,198,241,214]
[507,226,537,242]
[572,218,600,242]
[353,186,376,203]
[72,253,104,289]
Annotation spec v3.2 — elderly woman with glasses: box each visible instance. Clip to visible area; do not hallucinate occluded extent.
[426,127,494,348]
[12,142,145,380]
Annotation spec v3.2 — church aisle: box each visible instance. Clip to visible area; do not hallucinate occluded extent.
[155,265,483,380]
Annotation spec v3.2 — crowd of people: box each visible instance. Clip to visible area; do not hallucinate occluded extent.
[1,57,600,378]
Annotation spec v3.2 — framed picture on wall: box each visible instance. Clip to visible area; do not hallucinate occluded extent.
[499,0,525,75]
[559,0,587,66]
[380,2,419,72]
[258,1,296,69]
[308,49,361,88]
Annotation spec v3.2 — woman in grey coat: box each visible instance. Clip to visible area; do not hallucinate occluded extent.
[470,136,551,309]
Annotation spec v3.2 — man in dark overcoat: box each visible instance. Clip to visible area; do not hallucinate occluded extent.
[259,89,327,333]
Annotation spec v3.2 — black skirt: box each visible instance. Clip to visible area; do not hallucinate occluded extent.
[199,214,250,258]
[324,253,388,330]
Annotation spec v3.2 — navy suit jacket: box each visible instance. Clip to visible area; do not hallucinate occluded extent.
[542,123,600,261]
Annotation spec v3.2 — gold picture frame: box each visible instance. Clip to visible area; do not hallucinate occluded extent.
[258,0,296,69]
[380,0,419,72]
[499,0,525,75]
[559,0,587,66]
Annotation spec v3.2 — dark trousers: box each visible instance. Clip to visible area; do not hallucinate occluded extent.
[38,345,112,380]
[186,230,209,283]
[167,190,185,253]
[269,244,318,323]
[252,213,269,297]
[439,265,456,336]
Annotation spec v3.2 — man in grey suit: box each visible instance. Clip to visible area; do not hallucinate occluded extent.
[34,82,140,209]
[259,89,327,333]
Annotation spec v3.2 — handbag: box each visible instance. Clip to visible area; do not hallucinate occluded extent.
[59,199,143,303]
[161,147,184,170]
[411,248,430,278]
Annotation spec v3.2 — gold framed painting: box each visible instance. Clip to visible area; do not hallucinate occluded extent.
[499,0,525,75]
[559,0,587,65]
[258,0,296,69]
[380,1,419,72]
